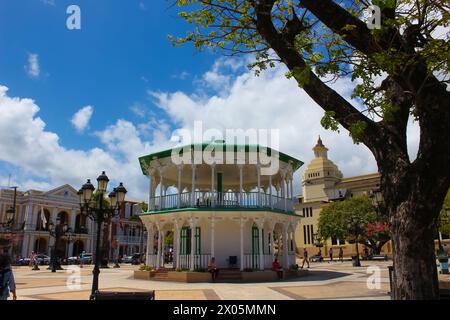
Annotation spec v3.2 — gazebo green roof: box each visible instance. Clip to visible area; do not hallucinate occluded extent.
[138,142,303,175]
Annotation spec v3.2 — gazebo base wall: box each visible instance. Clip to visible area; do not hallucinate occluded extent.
[133,269,308,283]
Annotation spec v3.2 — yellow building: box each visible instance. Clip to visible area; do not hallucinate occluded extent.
[294,137,392,258]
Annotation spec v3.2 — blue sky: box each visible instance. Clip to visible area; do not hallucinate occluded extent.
[0,0,420,200]
[0,0,216,151]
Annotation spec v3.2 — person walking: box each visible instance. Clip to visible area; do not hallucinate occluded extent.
[0,254,17,300]
[338,247,344,262]
[301,248,310,269]
[328,247,333,263]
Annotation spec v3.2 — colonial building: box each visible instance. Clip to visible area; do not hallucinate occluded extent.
[139,141,302,271]
[0,185,147,261]
[294,137,390,257]
[110,200,147,259]
[0,185,93,260]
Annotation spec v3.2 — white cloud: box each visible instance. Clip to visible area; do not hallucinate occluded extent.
[71,105,93,133]
[0,85,179,201]
[26,53,40,78]
[150,61,421,195]
[0,57,421,200]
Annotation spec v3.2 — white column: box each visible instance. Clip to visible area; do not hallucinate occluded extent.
[269,228,274,256]
[145,225,152,266]
[259,223,264,270]
[148,174,154,211]
[159,169,164,210]
[210,164,215,207]
[177,166,182,208]
[156,227,161,269]
[290,178,294,199]
[240,219,244,271]
[211,218,215,258]
[70,209,77,230]
[239,165,243,206]
[269,175,273,209]
[160,229,165,267]
[191,164,196,207]
[256,164,261,207]
[175,225,181,269]
[22,234,30,257]
[283,178,287,211]
[190,220,196,270]
[283,227,289,268]
[51,207,58,224]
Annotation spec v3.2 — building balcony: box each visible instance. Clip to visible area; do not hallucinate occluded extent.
[148,191,295,213]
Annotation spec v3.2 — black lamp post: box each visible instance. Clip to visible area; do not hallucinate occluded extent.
[78,171,127,300]
[347,215,365,267]
[48,217,70,272]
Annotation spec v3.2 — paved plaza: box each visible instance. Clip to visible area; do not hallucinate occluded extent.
[10,260,398,300]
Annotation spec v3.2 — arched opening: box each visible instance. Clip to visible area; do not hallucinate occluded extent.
[57,211,69,225]
[75,214,88,234]
[72,240,84,256]
[36,209,50,231]
[34,237,48,255]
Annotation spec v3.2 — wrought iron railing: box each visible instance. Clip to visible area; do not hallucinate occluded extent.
[150,191,294,212]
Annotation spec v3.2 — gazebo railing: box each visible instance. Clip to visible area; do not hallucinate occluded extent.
[150,191,294,212]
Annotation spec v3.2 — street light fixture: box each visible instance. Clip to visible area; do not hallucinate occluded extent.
[78,171,127,300]
[347,215,365,267]
[48,217,71,272]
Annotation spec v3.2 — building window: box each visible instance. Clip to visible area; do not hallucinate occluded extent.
[303,225,307,245]
[180,227,191,255]
[306,225,311,245]
[195,227,201,254]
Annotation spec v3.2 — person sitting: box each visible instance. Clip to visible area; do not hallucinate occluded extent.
[207,257,219,282]
[272,259,283,280]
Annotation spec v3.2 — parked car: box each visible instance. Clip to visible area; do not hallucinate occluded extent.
[35,254,51,265]
[131,253,144,265]
[18,257,31,266]
[122,255,133,264]
[67,256,79,265]
[80,253,93,264]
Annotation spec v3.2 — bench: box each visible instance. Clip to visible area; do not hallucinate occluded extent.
[92,290,155,300]
[368,254,388,261]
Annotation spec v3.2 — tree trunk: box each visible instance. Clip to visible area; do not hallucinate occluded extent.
[390,203,439,299]
[383,163,447,299]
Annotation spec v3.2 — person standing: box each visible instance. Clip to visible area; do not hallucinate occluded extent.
[80,251,85,268]
[338,247,344,262]
[328,247,333,263]
[301,248,310,269]
[0,254,17,300]
[271,258,283,280]
[207,257,219,282]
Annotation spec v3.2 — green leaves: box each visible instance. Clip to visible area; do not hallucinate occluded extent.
[321,111,340,132]
[318,196,385,243]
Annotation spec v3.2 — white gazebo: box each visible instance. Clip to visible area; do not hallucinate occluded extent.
[138,142,303,272]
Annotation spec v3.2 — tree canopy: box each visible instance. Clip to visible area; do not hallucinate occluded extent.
[171,0,449,141]
[318,196,390,253]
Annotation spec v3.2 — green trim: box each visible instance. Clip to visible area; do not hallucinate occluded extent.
[138,207,301,217]
[138,142,304,175]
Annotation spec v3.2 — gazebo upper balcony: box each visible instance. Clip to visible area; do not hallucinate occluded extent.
[150,190,296,213]
[138,141,303,214]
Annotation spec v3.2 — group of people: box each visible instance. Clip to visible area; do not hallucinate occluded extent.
[207,257,287,281]
[303,247,345,266]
